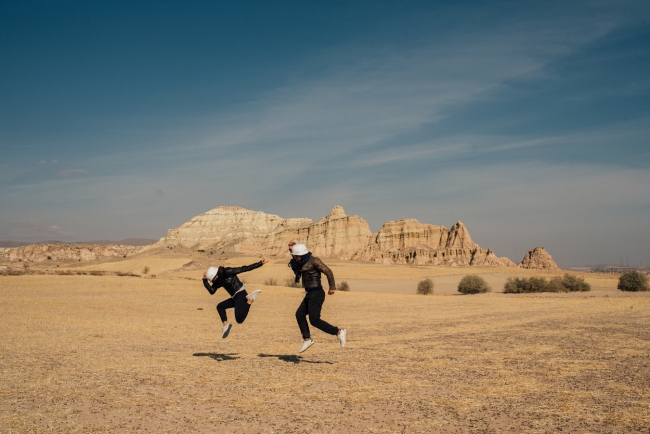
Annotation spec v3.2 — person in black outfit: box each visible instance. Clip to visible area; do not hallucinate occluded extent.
[202,259,267,339]
[289,243,347,353]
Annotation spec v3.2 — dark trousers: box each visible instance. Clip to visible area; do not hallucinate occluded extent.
[296,289,338,339]
[216,291,250,324]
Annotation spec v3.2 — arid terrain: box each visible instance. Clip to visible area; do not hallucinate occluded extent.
[1,251,649,433]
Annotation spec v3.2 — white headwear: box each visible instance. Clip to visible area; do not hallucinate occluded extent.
[206,266,219,281]
[291,243,309,256]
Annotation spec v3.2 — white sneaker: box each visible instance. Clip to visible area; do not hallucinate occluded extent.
[246,290,262,302]
[222,323,232,339]
[299,339,314,353]
[338,328,347,348]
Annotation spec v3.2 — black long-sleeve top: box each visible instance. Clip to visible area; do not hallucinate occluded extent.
[202,261,263,297]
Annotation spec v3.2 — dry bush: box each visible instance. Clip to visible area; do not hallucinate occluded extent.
[561,274,591,292]
[55,270,73,275]
[338,281,350,291]
[504,277,555,293]
[284,278,301,288]
[416,278,434,295]
[264,277,279,286]
[458,274,491,294]
[0,269,25,276]
[116,272,140,277]
[618,270,650,292]
[89,271,105,276]
[142,266,150,275]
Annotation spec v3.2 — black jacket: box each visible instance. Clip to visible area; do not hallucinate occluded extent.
[203,261,263,297]
[299,255,336,290]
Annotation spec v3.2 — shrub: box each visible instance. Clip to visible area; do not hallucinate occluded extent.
[561,273,591,292]
[417,278,434,295]
[504,277,552,294]
[618,270,650,292]
[338,281,350,292]
[142,266,150,275]
[458,274,491,294]
[264,277,278,286]
[284,278,301,288]
[89,270,104,276]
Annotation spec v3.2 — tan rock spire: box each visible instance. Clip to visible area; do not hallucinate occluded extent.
[518,247,559,270]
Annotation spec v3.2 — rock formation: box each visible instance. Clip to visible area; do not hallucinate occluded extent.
[518,247,559,270]
[0,244,142,263]
[358,219,515,267]
[151,205,519,267]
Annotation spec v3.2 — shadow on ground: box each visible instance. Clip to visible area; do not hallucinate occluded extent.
[193,352,239,361]
[258,353,333,364]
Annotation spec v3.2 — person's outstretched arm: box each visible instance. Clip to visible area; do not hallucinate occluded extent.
[313,258,336,294]
[223,260,267,277]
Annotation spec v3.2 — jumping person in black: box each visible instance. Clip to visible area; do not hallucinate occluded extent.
[202,259,267,339]
[289,243,347,353]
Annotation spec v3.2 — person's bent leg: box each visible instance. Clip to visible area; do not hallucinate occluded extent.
[307,289,339,336]
[233,292,251,324]
[216,298,234,323]
[295,296,311,339]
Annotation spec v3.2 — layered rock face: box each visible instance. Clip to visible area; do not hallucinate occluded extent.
[0,244,141,263]
[152,205,373,258]
[359,219,515,266]
[154,206,302,251]
[518,247,559,270]
[153,205,522,267]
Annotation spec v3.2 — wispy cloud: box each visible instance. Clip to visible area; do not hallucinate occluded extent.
[58,169,89,177]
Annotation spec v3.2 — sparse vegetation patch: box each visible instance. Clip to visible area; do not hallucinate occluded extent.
[338,281,350,291]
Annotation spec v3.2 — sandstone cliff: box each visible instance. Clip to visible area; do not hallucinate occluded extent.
[0,244,142,263]
[358,219,515,266]
[518,247,559,270]
[152,205,520,267]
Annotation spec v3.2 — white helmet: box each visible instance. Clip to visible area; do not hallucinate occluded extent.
[206,266,219,281]
[291,243,309,256]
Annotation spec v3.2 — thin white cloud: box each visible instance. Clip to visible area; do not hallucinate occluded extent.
[58,169,89,177]
[38,160,47,165]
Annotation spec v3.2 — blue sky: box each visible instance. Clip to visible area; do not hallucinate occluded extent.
[1,0,649,266]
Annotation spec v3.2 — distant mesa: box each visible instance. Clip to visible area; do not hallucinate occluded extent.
[0,243,142,263]
[149,205,553,268]
[517,247,559,270]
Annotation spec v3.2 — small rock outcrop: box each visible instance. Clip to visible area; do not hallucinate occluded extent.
[518,247,559,270]
[0,244,141,263]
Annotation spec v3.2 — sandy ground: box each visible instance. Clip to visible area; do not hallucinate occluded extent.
[1,256,649,433]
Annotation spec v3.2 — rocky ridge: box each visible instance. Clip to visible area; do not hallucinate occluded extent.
[0,244,142,263]
[152,205,528,267]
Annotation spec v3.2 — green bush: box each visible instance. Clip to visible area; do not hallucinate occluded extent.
[417,278,434,295]
[618,270,650,292]
[458,274,491,294]
[338,281,350,291]
[561,274,591,292]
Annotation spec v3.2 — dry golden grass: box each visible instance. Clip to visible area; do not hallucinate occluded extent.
[1,258,649,433]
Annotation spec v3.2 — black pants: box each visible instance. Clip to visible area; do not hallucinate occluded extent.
[296,289,338,339]
[216,291,250,324]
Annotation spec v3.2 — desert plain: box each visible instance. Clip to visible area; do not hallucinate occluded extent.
[1,251,649,433]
